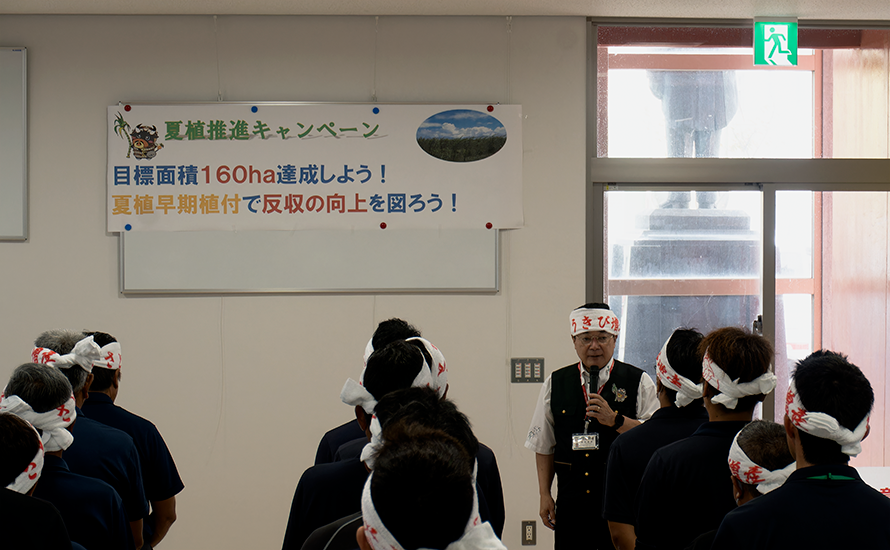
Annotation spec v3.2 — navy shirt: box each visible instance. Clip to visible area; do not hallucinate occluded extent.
[603,405,709,525]
[634,421,749,550]
[314,420,365,465]
[0,488,72,550]
[82,392,184,541]
[712,464,890,549]
[301,511,362,550]
[282,457,370,550]
[33,454,134,550]
[332,436,366,462]
[65,407,150,522]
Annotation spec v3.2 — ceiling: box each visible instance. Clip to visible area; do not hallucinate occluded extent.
[1,0,889,21]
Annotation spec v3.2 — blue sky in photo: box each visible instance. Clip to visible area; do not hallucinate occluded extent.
[417,109,507,140]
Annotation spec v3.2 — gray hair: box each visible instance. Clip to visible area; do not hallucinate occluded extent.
[34,329,90,393]
[5,363,73,413]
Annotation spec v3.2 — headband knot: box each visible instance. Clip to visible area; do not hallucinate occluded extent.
[31,335,102,374]
[701,350,776,409]
[341,337,448,414]
[785,379,869,456]
[0,393,76,452]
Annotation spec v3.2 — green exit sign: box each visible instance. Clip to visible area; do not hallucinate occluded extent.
[754,19,798,66]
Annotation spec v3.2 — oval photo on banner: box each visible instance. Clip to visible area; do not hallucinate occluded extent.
[416,109,507,163]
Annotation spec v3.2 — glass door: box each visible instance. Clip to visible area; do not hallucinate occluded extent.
[605,187,762,379]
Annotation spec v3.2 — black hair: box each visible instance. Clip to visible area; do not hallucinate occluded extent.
[792,350,874,465]
[374,386,479,458]
[0,413,42,487]
[662,328,704,407]
[363,340,425,402]
[34,329,90,394]
[82,331,118,392]
[371,319,421,351]
[370,421,474,550]
[576,302,610,311]
[699,327,774,412]
[735,420,794,498]
[5,363,73,414]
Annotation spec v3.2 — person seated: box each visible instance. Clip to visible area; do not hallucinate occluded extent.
[712,350,890,549]
[356,419,505,550]
[0,412,72,550]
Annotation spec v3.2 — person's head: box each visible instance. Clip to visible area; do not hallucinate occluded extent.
[655,328,704,408]
[571,303,619,371]
[699,327,774,413]
[729,420,795,504]
[0,412,42,489]
[2,363,76,454]
[374,387,479,459]
[33,330,93,400]
[371,319,421,351]
[358,421,474,550]
[5,363,74,414]
[786,350,874,465]
[363,341,426,403]
[82,331,121,394]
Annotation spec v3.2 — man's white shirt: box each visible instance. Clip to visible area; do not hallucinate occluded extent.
[525,362,658,454]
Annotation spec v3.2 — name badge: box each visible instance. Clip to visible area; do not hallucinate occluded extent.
[572,432,599,450]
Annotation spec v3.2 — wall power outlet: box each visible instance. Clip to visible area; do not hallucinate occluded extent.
[522,520,536,545]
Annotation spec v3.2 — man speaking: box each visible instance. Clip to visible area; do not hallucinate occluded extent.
[526,303,657,549]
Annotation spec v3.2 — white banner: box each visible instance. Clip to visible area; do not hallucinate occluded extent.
[107,103,522,232]
[857,467,890,499]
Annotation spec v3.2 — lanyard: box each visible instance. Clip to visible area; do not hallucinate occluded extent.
[578,359,614,402]
[579,360,613,434]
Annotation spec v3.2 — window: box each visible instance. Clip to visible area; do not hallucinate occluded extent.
[590,22,890,466]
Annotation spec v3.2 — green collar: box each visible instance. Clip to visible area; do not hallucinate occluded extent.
[807,473,855,481]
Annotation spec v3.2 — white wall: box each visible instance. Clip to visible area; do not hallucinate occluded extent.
[0,15,587,550]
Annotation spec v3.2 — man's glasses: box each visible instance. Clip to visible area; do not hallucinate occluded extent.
[576,335,614,346]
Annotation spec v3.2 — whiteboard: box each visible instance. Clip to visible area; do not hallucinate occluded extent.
[0,48,27,240]
[120,228,499,294]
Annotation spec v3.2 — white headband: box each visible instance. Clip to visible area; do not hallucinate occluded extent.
[92,342,122,370]
[31,335,102,374]
[5,418,45,494]
[341,337,448,415]
[655,334,703,408]
[727,430,795,494]
[701,350,777,409]
[570,308,620,337]
[0,393,76,452]
[359,461,503,550]
[363,337,375,366]
[785,379,869,456]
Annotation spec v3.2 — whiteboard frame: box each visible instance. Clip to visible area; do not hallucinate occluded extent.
[0,48,27,241]
[114,100,509,295]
